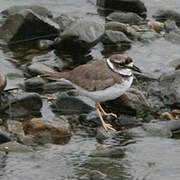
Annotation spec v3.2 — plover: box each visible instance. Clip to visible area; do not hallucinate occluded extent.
[43,54,141,131]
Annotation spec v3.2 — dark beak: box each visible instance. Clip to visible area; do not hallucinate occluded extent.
[130,65,141,73]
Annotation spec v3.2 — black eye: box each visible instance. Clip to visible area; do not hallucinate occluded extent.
[125,57,133,64]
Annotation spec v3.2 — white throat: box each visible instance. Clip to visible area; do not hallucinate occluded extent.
[106,58,132,76]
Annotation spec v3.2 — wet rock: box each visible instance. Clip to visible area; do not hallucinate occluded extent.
[51,94,94,114]
[0,141,33,152]
[125,120,180,138]
[164,19,177,33]
[159,70,180,108]
[91,146,125,158]
[25,76,47,91]
[105,21,127,32]
[0,92,42,118]
[0,9,59,44]
[97,0,147,17]
[147,21,164,32]
[96,127,117,140]
[54,19,104,58]
[153,10,180,26]
[139,31,160,42]
[1,5,53,18]
[102,30,131,44]
[6,120,24,135]
[27,62,56,76]
[37,39,54,50]
[107,12,144,25]
[104,88,151,117]
[23,117,71,144]
[53,12,82,33]
[0,73,7,91]
[0,130,11,144]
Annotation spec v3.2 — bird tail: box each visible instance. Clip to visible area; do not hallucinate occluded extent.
[40,71,68,81]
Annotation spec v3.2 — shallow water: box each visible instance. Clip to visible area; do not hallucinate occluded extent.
[1,0,180,179]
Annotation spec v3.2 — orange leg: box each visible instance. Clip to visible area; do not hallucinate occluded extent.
[96,103,116,131]
[97,102,117,118]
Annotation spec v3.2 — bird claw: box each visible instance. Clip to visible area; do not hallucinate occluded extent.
[103,123,116,131]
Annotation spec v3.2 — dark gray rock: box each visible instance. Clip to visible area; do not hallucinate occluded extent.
[0,9,59,44]
[0,92,42,118]
[54,19,104,56]
[1,5,53,18]
[51,94,94,114]
[0,74,7,91]
[102,30,131,44]
[153,10,180,26]
[159,70,180,108]
[97,0,147,17]
[125,120,180,138]
[107,12,144,25]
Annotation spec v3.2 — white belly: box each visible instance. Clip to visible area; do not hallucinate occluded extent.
[71,76,133,102]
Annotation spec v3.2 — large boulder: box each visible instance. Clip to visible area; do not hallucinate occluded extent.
[103,88,151,117]
[97,0,147,17]
[0,9,59,44]
[54,19,105,55]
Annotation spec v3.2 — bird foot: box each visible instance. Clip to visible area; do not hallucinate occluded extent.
[104,112,118,118]
[102,122,116,131]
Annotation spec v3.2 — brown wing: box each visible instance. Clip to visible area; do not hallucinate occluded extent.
[67,60,123,91]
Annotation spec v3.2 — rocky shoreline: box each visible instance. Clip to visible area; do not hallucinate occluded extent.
[0,0,180,179]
